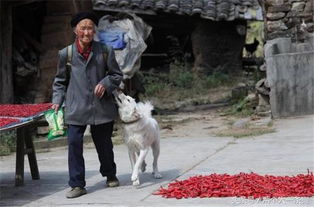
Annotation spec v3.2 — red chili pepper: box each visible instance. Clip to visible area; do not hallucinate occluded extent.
[0,103,52,117]
[154,172,314,199]
[0,118,20,127]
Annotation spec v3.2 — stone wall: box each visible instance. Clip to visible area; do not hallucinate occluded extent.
[265,0,313,40]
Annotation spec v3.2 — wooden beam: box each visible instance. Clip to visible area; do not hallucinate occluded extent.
[0,2,14,103]
[15,127,25,186]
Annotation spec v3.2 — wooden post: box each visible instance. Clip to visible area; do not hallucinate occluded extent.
[24,127,40,180]
[15,127,25,186]
[15,124,40,186]
[0,1,14,103]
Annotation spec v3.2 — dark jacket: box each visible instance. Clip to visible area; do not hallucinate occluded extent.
[52,41,123,125]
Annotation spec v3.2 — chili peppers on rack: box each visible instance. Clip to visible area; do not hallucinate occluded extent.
[154,172,314,199]
[0,118,20,128]
[0,103,52,117]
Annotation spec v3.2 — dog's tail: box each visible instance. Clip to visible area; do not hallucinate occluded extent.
[137,101,154,118]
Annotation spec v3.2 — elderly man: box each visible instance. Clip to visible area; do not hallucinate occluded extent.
[52,11,123,198]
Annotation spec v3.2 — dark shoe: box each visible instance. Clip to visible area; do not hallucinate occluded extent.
[66,187,87,198]
[106,175,119,187]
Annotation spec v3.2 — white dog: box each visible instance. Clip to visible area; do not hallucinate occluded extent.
[115,91,162,186]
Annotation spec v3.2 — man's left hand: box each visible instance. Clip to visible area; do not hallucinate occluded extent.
[94,84,106,98]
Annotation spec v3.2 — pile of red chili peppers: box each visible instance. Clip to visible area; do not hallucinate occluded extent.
[0,103,52,128]
[0,103,52,117]
[154,172,314,199]
[0,118,21,128]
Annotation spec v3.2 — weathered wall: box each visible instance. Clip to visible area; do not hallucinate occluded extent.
[264,0,313,40]
[191,20,246,75]
[265,38,314,118]
[263,0,314,117]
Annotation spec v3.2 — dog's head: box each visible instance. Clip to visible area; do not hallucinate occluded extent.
[115,91,141,123]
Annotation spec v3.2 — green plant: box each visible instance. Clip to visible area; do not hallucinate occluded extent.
[223,96,256,117]
[202,72,230,89]
[215,127,276,138]
[173,71,194,88]
[140,63,242,111]
[0,130,16,156]
[142,74,168,96]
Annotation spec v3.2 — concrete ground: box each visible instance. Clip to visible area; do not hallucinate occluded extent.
[0,114,313,207]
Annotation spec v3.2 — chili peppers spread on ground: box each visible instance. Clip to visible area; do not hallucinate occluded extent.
[0,118,20,127]
[154,172,314,199]
[0,103,52,117]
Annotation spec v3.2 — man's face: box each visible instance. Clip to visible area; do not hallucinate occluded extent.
[74,19,95,45]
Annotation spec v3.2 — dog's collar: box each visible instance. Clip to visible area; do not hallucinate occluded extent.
[121,117,140,124]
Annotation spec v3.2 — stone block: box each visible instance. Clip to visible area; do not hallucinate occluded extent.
[268,4,291,12]
[291,2,306,12]
[267,20,288,32]
[266,12,286,20]
[266,0,284,6]
[304,0,313,13]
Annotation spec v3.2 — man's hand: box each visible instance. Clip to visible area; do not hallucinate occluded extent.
[52,104,60,113]
[94,84,106,98]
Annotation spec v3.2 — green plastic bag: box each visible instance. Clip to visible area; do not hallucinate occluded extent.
[44,109,66,140]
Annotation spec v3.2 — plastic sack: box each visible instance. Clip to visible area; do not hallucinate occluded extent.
[98,30,127,50]
[44,109,66,140]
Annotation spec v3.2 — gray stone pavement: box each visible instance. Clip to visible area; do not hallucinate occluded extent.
[0,115,313,207]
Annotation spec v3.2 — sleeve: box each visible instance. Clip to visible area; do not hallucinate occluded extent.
[99,46,123,94]
[52,49,67,106]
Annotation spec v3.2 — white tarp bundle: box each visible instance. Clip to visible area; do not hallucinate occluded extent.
[97,13,152,79]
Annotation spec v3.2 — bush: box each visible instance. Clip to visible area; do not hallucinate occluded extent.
[203,73,230,89]
[142,74,169,96]
[0,130,16,156]
[173,71,194,88]
[141,64,237,103]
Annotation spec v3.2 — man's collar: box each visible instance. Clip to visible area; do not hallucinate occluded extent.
[76,39,92,53]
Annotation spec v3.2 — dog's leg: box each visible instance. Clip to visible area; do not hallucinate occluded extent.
[152,140,162,179]
[131,148,148,186]
[136,151,146,172]
[128,149,136,171]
